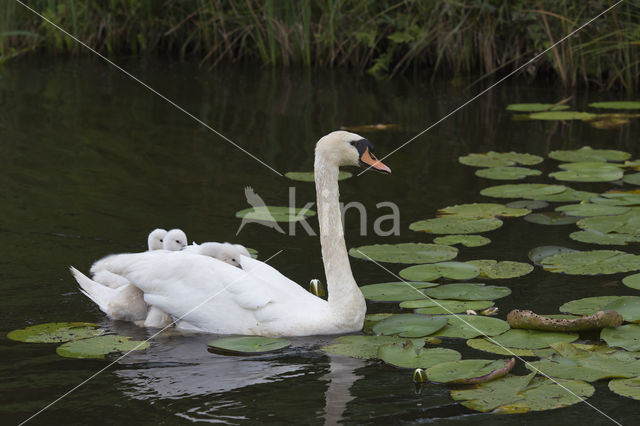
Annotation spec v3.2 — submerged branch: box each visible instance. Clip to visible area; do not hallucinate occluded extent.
[507,309,623,331]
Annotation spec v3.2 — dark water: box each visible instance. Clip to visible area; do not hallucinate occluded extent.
[1,58,638,425]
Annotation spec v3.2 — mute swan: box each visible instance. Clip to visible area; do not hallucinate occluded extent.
[162,229,188,251]
[71,131,391,336]
[147,228,167,250]
[183,242,250,268]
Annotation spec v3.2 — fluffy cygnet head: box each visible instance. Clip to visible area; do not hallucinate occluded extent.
[163,229,188,251]
[198,242,244,268]
[147,228,167,250]
[231,244,251,258]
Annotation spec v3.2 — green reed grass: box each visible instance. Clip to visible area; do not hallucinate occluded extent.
[1,0,639,90]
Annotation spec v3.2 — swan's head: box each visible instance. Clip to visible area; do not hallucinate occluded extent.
[198,243,243,269]
[163,229,188,251]
[147,228,167,251]
[315,131,391,173]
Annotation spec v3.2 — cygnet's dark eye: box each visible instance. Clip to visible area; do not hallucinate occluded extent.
[160,239,163,242]
[176,240,180,243]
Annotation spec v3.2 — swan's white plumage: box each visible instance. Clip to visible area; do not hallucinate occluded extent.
[182,242,248,268]
[147,228,167,251]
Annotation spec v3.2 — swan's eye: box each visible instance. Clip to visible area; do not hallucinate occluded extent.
[349,141,357,147]
[160,239,163,242]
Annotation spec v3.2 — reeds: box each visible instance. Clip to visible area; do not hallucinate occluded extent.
[1,0,639,90]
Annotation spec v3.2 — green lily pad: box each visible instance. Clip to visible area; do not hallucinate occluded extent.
[433,235,491,248]
[56,335,150,359]
[609,377,640,400]
[603,296,640,323]
[524,212,579,225]
[569,230,640,245]
[438,203,530,218]
[476,167,542,181]
[363,313,394,334]
[409,217,503,234]
[541,250,640,275]
[433,315,511,339]
[246,248,258,259]
[506,200,549,210]
[377,340,461,368]
[466,338,541,357]
[527,342,640,381]
[399,262,479,282]
[235,206,315,222]
[459,152,543,168]
[623,173,640,186]
[400,299,494,315]
[372,314,449,338]
[623,273,640,290]
[321,335,409,359]
[426,358,514,384]
[7,322,104,343]
[550,162,624,182]
[591,193,640,206]
[489,329,578,349]
[601,324,640,351]
[529,111,596,121]
[555,203,630,217]
[589,101,640,110]
[577,210,640,235]
[559,296,623,315]
[451,373,594,414]
[480,184,566,199]
[359,282,438,302]
[549,146,631,163]
[348,243,458,264]
[284,171,352,182]
[506,103,570,112]
[424,283,511,301]
[528,246,577,265]
[531,188,599,202]
[466,260,534,279]
[207,336,291,354]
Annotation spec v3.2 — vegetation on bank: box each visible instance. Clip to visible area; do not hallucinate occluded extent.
[1,0,639,90]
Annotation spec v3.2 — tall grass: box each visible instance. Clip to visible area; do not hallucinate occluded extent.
[1,0,639,90]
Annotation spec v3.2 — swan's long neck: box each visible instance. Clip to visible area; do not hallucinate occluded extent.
[314,154,366,329]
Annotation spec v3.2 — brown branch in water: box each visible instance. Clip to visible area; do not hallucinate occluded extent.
[507,310,623,332]
[453,358,515,385]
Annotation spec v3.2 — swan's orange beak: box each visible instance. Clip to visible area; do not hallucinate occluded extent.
[360,147,391,174]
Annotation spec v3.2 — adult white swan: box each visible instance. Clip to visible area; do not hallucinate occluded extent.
[72,131,391,336]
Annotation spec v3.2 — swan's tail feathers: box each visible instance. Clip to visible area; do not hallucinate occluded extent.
[89,254,117,275]
[70,267,147,322]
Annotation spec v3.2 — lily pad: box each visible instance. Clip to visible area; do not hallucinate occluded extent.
[466,338,540,357]
[529,111,596,121]
[531,188,598,202]
[285,171,352,182]
[377,340,461,368]
[555,203,630,217]
[506,200,549,210]
[603,296,640,323]
[528,246,577,265]
[235,206,315,222]
[577,210,640,235]
[399,262,479,282]
[506,103,570,112]
[476,167,542,181]
[424,283,512,301]
[348,243,458,264]
[549,146,631,163]
[400,299,494,315]
[523,212,579,225]
[623,172,640,186]
[466,260,534,279]
[433,235,491,248]
[426,358,514,384]
[207,336,291,354]
[489,329,578,349]
[541,250,640,275]
[359,282,438,302]
[438,203,530,218]
[433,315,511,339]
[56,335,150,359]
[591,193,640,206]
[570,230,640,245]
[459,152,543,168]
[451,373,594,414]
[623,273,640,290]
[372,314,449,338]
[550,162,624,182]
[588,101,640,110]
[609,377,640,401]
[7,322,104,343]
[321,335,409,360]
[601,324,640,351]
[409,217,503,234]
[559,296,623,316]
[480,184,566,199]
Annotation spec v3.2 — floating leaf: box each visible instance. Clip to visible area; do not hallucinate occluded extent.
[459,152,543,168]
[399,262,479,282]
[506,103,570,112]
[529,111,596,121]
[438,203,530,218]
[601,324,640,351]
[603,296,640,323]
[56,335,149,359]
[570,230,640,246]
[549,146,631,163]
[528,246,577,265]
[349,243,458,264]
[623,173,640,186]
[588,101,640,110]
[409,216,503,234]
[359,282,438,302]
[623,273,640,290]
[235,206,315,222]
[559,296,623,315]
[523,212,579,225]
[480,183,566,199]
[433,315,511,339]
[426,358,514,384]
[377,340,461,368]
[531,188,598,202]
[451,373,594,414]
[284,171,352,182]
[246,248,258,259]
[400,299,494,315]
[577,210,640,235]
[489,329,578,349]
[550,162,624,182]
[321,335,406,359]
[467,260,534,279]
[609,377,640,401]
[363,313,394,334]
[476,167,542,181]
[7,322,104,343]
[466,338,540,357]
[424,283,511,301]
[372,314,448,338]
[541,250,640,275]
[556,203,630,217]
[207,336,290,354]
[591,193,640,206]
[433,235,491,248]
[506,199,549,210]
